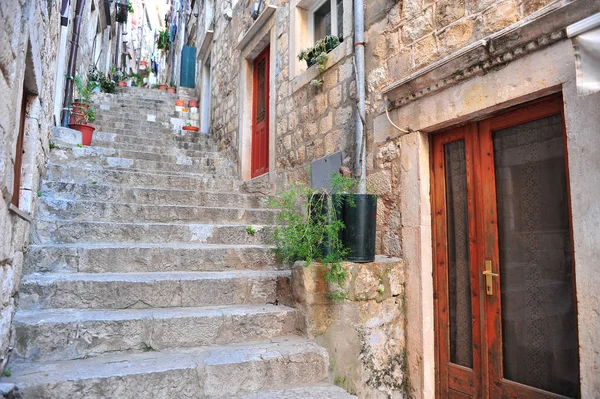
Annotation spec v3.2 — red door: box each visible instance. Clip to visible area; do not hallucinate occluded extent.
[432,95,579,398]
[251,46,270,178]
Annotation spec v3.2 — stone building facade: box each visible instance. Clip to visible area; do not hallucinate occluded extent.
[0,0,61,373]
[194,0,600,397]
[0,0,110,375]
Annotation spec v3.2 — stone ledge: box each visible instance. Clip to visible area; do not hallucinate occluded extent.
[292,39,352,94]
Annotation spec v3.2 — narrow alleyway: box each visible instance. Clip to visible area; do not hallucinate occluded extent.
[3,88,355,398]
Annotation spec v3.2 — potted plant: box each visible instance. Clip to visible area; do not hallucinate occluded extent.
[129,72,143,87]
[69,106,96,146]
[70,75,97,125]
[182,122,199,132]
[189,99,199,108]
[331,172,377,263]
[157,29,170,51]
[167,81,176,94]
[271,183,348,300]
[158,83,168,90]
[298,35,342,89]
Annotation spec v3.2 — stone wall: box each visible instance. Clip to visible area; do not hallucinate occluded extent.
[292,257,407,398]
[203,0,357,182]
[0,0,61,373]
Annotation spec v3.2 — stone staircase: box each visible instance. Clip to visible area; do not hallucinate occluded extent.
[4,88,355,398]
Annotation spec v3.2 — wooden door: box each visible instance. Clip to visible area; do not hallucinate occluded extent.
[11,91,28,207]
[432,95,579,398]
[251,46,270,178]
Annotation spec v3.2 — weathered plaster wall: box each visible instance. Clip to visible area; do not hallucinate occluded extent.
[292,257,407,398]
[0,0,61,373]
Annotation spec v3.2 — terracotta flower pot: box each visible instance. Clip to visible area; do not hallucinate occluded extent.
[118,81,127,87]
[182,125,199,132]
[188,100,198,107]
[175,99,185,107]
[69,110,86,125]
[167,87,176,94]
[69,123,96,146]
[158,84,168,90]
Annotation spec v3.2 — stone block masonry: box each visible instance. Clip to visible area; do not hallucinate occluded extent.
[0,0,61,374]
[292,257,407,398]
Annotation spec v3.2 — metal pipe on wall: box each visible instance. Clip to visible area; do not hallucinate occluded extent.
[354,0,367,194]
[61,0,87,127]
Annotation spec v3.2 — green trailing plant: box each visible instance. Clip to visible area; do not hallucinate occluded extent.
[157,29,170,51]
[127,0,134,13]
[298,35,341,89]
[271,183,349,300]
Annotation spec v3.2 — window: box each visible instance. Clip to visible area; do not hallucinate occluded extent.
[310,0,342,44]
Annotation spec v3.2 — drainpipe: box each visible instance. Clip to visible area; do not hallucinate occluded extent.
[354,0,367,194]
[61,0,86,127]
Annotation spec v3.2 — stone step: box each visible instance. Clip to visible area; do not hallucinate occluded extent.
[40,182,272,208]
[81,138,219,156]
[25,243,279,274]
[38,199,277,224]
[13,304,299,361]
[91,130,215,147]
[233,384,357,398]
[4,338,328,398]
[49,153,233,176]
[19,270,291,310]
[32,220,275,245]
[45,164,241,191]
[53,144,226,164]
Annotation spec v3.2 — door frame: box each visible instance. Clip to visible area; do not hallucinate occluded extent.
[431,94,580,398]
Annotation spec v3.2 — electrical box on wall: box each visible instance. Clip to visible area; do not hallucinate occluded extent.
[310,151,343,192]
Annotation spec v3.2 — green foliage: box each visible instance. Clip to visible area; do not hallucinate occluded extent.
[157,29,170,51]
[246,226,257,236]
[271,183,348,298]
[83,107,96,123]
[140,343,156,352]
[49,142,55,149]
[129,72,144,87]
[298,35,341,89]
[73,75,97,104]
[37,190,42,197]
[76,144,83,148]
[127,0,134,13]
[2,367,12,377]
[100,74,117,93]
[91,181,97,185]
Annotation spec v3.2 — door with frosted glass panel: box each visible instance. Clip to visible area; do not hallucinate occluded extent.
[432,95,579,398]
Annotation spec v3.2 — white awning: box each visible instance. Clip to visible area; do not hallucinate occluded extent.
[567,13,600,96]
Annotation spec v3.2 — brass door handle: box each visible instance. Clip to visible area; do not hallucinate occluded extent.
[483,260,497,295]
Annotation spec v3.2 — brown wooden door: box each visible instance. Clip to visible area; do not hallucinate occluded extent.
[432,95,579,399]
[251,46,270,178]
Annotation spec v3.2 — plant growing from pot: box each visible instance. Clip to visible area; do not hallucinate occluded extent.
[157,29,170,51]
[70,75,97,124]
[69,104,96,146]
[271,183,349,300]
[182,122,199,132]
[298,35,342,89]
[129,72,143,87]
[330,171,377,263]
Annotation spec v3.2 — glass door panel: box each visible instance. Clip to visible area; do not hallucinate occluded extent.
[444,140,473,369]
[492,115,579,397]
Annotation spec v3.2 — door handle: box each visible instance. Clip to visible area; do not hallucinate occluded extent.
[483,260,498,296]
